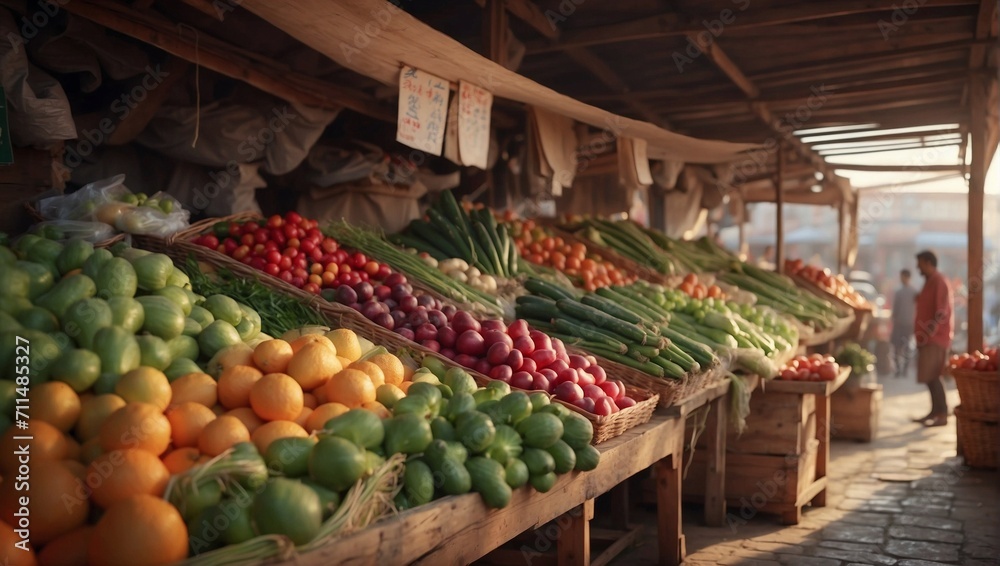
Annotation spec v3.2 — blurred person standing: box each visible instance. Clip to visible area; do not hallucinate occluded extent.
[912,250,954,427]
[891,269,918,377]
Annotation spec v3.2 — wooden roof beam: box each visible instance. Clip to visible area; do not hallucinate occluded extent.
[562,48,670,126]
[826,163,965,172]
[526,0,979,53]
[473,0,559,39]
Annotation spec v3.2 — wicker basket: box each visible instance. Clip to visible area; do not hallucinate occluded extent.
[955,406,999,469]
[592,353,692,409]
[951,368,999,414]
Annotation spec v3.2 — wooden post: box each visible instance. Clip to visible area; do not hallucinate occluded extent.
[738,202,747,260]
[774,145,785,273]
[656,456,684,566]
[703,395,728,527]
[484,0,508,68]
[558,499,594,566]
[812,392,830,508]
[967,74,986,352]
[836,201,845,274]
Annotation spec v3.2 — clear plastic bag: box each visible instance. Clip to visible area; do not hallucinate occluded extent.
[28,220,117,244]
[113,192,190,236]
[37,174,130,221]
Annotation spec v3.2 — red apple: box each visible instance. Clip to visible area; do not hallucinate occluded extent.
[573,397,596,413]
[554,381,584,403]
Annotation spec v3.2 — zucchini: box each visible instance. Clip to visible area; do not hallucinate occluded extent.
[439,190,473,240]
[427,208,473,262]
[650,356,685,379]
[552,318,628,353]
[525,278,576,302]
[474,222,504,276]
[390,232,449,261]
[584,346,666,378]
[408,220,463,258]
[580,294,644,325]
[555,299,647,344]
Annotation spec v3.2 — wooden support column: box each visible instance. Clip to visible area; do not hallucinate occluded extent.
[774,146,785,273]
[656,455,684,566]
[703,395,728,527]
[557,499,594,566]
[484,0,508,68]
[836,201,845,274]
[967,73,987,351]
[812,393,830,508]
[738,202,747,260]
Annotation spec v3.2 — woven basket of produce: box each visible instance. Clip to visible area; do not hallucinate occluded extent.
[951,368,999,414]
[955,406,999,469]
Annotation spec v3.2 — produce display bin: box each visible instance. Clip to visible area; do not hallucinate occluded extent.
[831,383,882,443]
[791,274,873,342]
[683,368,850,524]
[955,406,999,469]
[950,368,1000,414]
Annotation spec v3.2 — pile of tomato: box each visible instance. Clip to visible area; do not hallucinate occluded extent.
[778,354,842,381]
[191,212,393,294]
[677,273,726,300]
[510,219,636,291]
[949,347,998,372]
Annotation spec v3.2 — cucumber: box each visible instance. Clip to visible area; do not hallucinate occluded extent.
[552,318,628,353]
[580,294,645,325]
[524,278,576,302]
[555,300,647,343]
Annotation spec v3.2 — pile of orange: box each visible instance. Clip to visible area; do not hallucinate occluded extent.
[0,327,412,564]
[511,219,637,291]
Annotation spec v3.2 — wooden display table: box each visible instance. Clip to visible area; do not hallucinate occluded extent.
[831,383,882,442]
[283,413,687,566]
[685,369,849,525]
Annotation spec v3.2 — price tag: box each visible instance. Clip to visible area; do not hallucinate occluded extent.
[457,80,492,170]
[396,65,449,156]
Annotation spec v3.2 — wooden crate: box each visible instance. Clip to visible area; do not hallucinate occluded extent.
[684,439,822,525]
[725,391,816,456]
[831,384,882,443]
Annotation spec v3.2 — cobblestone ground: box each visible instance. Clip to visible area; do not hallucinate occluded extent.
[610,373,1000,565]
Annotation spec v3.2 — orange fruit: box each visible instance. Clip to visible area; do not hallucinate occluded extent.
[250,420,307,454]
[286,342,342,391]
[62,459,88,483]
[87,449,170,509]
[223,407,264,434]
[304,402,350,432]
[165,403,217,448]
[367,353,404,386]
[326,329,362,362]
[322,369,377,408]
[99,402,171,456]
[75,394,127,442]
[249,373,304,421]
[62,435,81,462]
[0,462,87,545]
[293,406,312,428]
[252,339,294,374]
[169,373,218,407]
[197,416,250,457]
[312,384,329,405]
[349,360,386,388]
[289,334,335,354]
[37,525,91,566]
[115,367,172,411]
[0,421,70,474]
[361,401,391,419]
[32,382,81,433]
[302,393,318,409]
[217,365,263,409]
[336,355,353,369]
[87,494,188,566]
[209,343,254,377]
[162,447,205,475]
[80,437,103,465]
[0,520,37,566]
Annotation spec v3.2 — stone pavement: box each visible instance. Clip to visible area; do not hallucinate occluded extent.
[607,372,1000,565]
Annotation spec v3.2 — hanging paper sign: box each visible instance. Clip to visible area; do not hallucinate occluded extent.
[396,65,449,155]
[457,80,492,170]
[443,94,462,165]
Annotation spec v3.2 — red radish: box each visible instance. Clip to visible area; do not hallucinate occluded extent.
[407,308,430,327]
[554,381,584,403]
[427,309,448,328]
[585,355,597,366]
[609,399,620,413]
[441,305,457,320]
[582,384,605,399]
[507,319,530,339]
[552,338,567,360]
[454,354,479,368]
[474,359,492,376]
[594,397,615,416]
[452,311,481,335]
[398,295,418,313]
[573,397,596,413]
[417,294,436,309]
[617,397,637,409]
[568,355,590,369]
[390,310,407,328]
[487,342,511,365]
[529,330,552,351]
[598,381,620,399]
[577,371,596,386]
[391,284,413,302]
[511,371,534,390]
[415,323,438,342]
[513,336,535,356]
[481,319,506,333]
[539,368,558,381]
[588,365,607,384]
[490,365,513,382]
[531,373,552,392]
[610,380,626,400]
[456,330,486,357]
[483,330,514,350]
[530,349,557,368]
[397,328,415,341]
[506,349,524,370]
[374,285,392,301]
[373,312,394,330]
[421,339,441,353]
[520,358,537,374]
[384,273,407,287]
[438,326,458,348]
[547,359,569,375]
[440,348,456,360]
[360,302,383,320]
[555,368,579,385]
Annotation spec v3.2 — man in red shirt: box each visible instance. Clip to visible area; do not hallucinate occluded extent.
[913,250,954,427]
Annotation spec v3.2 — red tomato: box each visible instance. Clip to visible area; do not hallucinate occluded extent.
[202,235,219,249]
[818,362,838,381]
[250,257,267,271]
[263,263,280,276]
[339,263,351,274]
[975,359,991,371]
[223,239,238,254]
[216,244,226,254]
[961,358,977,369]
[240,233,255,247]
[321,238,338,253]
[780,369,797,380]
[278,256,292,271]
[292,267,308,280]
[253,228,269,244]
[376,264,392,281]
[232,245,250,260]
[303,282,320,294]
[294,257,308,270]
[300,239,316,254]
[796,369,811,381]
[279,270,293,283]
[364,261,380,276]
[252,244,266,257]
[286,211,303,226]
[337,272,353,285]
[308,247,323,261]
[287,238,300,249]
[351,252,367,269]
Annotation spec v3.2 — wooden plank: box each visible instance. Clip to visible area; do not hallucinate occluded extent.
[178,0,224,20]
[557,500,593,566]
[473,0,559,40]
[813,393,830,508]
[690,35,759,98]
[484,0,508,67]
[764,367,852,395]
[283,414,682,566]
[968,0,998,67]
[825,163,966,173]
[563,47,670,126]
[704,394,727,527]
[656,456,684,566]
[831,384,882,442]
[775,143,786,272]
[56,0,394,121]
[665,378,732,418]
[723,392,815,455]
[590,527,642,566]
[968,72,987,353]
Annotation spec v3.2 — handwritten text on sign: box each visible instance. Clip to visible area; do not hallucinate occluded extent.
[457,81,492,169]
[396,66,449,156]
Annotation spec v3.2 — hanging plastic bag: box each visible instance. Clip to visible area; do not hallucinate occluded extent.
[28,220,117,243]
[37,174,130,221]
[113,191,190,236]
